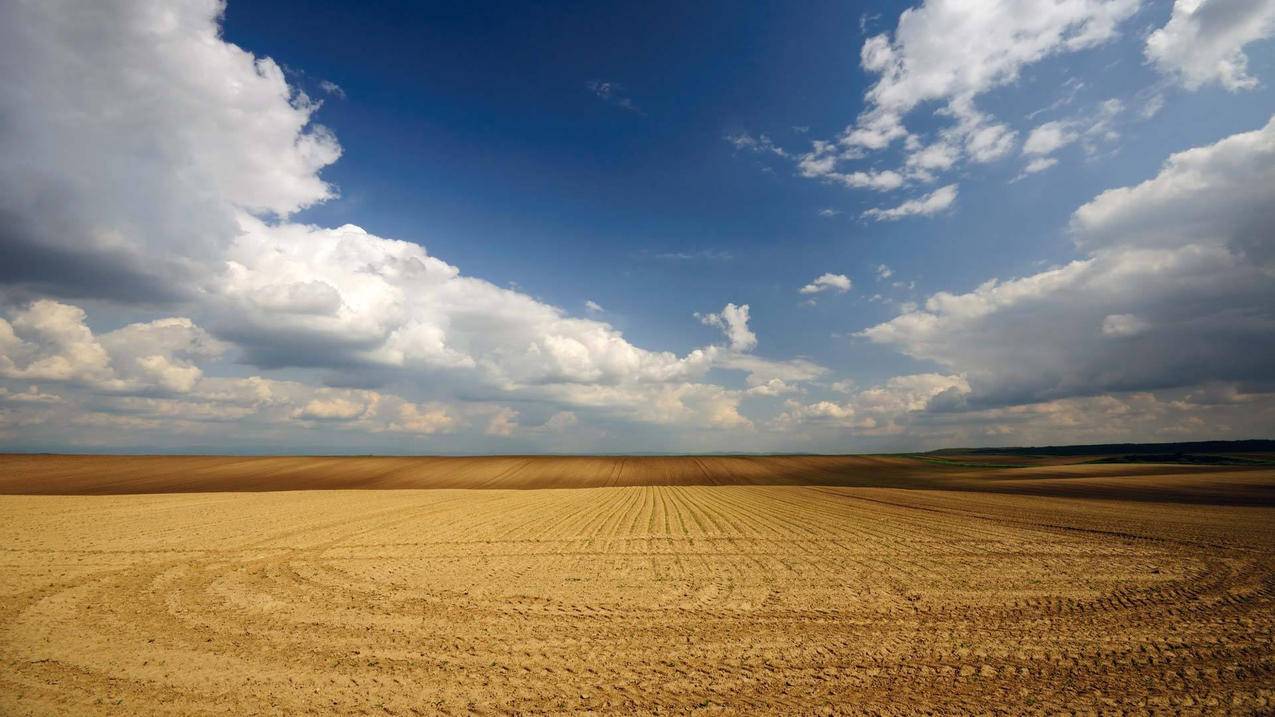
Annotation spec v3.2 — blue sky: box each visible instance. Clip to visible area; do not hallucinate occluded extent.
[1,0,1273,452]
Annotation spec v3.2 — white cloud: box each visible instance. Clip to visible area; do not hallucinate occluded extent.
[0,0,835,451]
[775,373,970,433]
[717,353,826,388]
[875,264,894,280]
[220,216,722,389]
[863,184,957,221]
[0,301,225,394]
[697,303,757,352]
[1017,99,1124,176]
[799,273,853,295]
[319,80,346,99]
[584,300,604,313]
[1070,114,1275,254]
[861,116,1275,407]
[745,378,802,397]
[851,0,1138,139]
[294,397,374,422]
[725,131,788,157]
[1022,157,1060,175]
[780,0,1138,196]
[1024,121,1080,155]
[1146,0,1275,90]
[775,379,1275,447]
[0,0,341,300]
[796,141,905,189]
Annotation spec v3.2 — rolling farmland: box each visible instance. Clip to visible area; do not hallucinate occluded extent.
[1,454,1272,714]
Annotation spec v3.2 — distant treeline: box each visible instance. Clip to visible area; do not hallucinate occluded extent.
[931,439,1275,457]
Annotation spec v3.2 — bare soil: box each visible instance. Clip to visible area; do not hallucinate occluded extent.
[1,455,1272,714]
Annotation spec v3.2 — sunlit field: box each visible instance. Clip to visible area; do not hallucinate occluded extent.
[2,454,1272,714]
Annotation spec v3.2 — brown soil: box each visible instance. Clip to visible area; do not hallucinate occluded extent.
[2,453,1273,505]
[1,455,1272,714]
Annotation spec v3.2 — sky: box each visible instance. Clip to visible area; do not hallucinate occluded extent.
[1,0,1273,454]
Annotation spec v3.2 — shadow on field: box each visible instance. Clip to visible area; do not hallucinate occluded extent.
[2,452,1273,506]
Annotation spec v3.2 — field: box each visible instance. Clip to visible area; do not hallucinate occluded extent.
[1,455,1273,714]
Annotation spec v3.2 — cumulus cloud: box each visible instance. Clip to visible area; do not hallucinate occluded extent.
[218,217,728,389]
[776,0,1138,194]
[0,0,842,451]
[863,184,957,221]
[799,273,853,295]
[861,116,1275,408]
[0,301,225,394]
[1146,0,1275,90]
[0,0,341,301]
[775,373,971,433]
[697,303,758,352]
[776,378,1274,448]
[850,0,1138,144]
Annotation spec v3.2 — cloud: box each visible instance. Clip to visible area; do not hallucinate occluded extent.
[0,301,224,394]
[1021,157,1060,175]
[860,116,1275,408]
[1017,99,1124,175]
[851,0,1138,141]
[775,373,970,432]
[771,0,1139,198]
[484,407,519,436]
[0,0,834,451]
[220,217,725,388]
[0,0,341,301]
[293,397,374,422]
[650,249,733,262]
[774,378,1275,447]
[725,132,789,157]
[318,79,346,98]
[388,402,458,434]
[720,353,826,385]
[538,411,579,432]
[587,80,640,112]
[745,378,802,397]
[799,273,852,295]
[584,300,604,313]
[697,303,757,352]
[1024,121,1080,156]
[1101,313,1151,337]
[875,264,894,280]
[1146,0,1275,90]
[863,184,957,221]
[796,141,905,189]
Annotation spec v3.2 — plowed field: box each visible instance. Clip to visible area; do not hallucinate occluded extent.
[1,456,1272,714]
